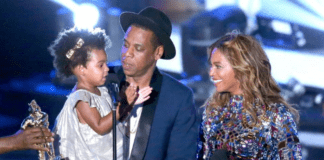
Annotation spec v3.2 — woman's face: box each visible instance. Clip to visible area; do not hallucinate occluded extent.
[209,48,242,95]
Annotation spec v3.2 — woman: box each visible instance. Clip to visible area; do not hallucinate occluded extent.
[196,33,302,159]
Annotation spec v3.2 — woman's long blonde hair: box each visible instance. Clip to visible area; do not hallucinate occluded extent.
[206,33,299,124]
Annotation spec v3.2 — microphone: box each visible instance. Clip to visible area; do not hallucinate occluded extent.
[107,82,120,107]
[107,80,133,122]
[106,81,121,160]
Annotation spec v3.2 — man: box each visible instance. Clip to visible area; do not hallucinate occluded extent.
[107,7,198,160]
[0,127,54,154]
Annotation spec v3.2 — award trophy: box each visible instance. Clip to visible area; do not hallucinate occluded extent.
[21,100,55,160]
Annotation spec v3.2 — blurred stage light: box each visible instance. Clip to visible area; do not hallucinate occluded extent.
[315,94,323,105]
[51,0,100,29]
[181,5,247,77]
[74,3,99,29]
[271,20,292,35]
[287,78,306,96]
[51,0,79,12]
[107,7,122,16]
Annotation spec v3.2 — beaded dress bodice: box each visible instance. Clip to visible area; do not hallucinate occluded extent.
[196,95,302,160]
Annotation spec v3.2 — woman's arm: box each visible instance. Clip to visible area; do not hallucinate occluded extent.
[272,105,303,160]
[196,107,208,160]
[196,120,205,159]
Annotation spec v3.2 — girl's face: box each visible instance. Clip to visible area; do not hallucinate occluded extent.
[83,49,109,87]
[209,48,242,95]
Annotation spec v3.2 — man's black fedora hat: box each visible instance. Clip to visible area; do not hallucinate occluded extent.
[120,7,176,60]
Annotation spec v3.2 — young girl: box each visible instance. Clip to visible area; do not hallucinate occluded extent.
[49,27,151,159]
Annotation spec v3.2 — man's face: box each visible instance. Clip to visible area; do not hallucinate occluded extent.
[121,25,158,78]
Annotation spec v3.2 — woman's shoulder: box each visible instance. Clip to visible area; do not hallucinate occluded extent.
[266,103,297,128]
[268,103,292,117]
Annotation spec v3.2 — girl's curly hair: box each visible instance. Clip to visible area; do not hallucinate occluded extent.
[48,27,111,78]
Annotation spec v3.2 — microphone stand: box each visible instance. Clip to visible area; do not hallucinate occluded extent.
[109,83,119,160]
[112,102,117,160]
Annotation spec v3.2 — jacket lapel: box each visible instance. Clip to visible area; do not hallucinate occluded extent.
[130,68,162,160]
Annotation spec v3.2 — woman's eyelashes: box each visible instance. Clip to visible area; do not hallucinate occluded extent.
[215,65,222,69]
[210,64,222,70]
[123,42,129,48]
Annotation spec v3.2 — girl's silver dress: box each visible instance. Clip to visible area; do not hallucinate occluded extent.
[53,86,124,160]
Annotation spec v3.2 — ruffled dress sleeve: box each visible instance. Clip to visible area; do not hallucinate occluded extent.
[70,89,101,108]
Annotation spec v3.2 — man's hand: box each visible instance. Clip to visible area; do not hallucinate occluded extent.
[14,127,54,151]
[0,127,54,154]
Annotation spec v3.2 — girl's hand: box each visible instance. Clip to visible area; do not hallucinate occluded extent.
[124,83,138,105]
[135,86,152,105]
[117,83,137,121]
[117,84,152,122]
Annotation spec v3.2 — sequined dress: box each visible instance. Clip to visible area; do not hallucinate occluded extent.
[196,95,302,160]
[53,86,124,160]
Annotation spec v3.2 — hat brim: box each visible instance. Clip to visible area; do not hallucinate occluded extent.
[120,12,176,60]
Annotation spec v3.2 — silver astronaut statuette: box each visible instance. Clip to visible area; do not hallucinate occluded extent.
[21,100,55,160]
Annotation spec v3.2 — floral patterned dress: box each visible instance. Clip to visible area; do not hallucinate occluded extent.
[196,95,302,160]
